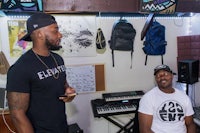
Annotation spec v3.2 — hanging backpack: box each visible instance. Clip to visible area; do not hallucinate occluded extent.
[142,20,167,65]
[108,18,136,68]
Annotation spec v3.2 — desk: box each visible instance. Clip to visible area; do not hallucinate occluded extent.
[0,110,17,133]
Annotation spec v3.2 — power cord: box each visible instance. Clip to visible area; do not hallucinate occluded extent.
[1,109,16,133]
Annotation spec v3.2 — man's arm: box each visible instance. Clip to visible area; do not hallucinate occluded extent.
[7,91,34,133]
[185,115,196,133]
[138,112,154,133]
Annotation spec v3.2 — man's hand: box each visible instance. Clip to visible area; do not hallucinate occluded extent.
[59,87,76,102]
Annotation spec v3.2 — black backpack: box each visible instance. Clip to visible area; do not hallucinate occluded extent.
[109,18,136,68]
[143,20,167,65]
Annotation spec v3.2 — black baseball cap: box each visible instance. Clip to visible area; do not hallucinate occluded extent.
[154,64,173,75]
[20,12,57,41]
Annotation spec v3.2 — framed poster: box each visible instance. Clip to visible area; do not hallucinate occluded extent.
[66,65,96,93]
[7,19,32,57]
[1,0,43,11]
[54,15,96,57]
[140,0,178,14]
[66,64,105,93]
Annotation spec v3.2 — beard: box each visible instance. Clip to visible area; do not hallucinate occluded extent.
[45,38,62,51]
[157,79,172,89]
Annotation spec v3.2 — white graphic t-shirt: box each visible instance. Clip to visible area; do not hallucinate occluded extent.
[138,87,194,133]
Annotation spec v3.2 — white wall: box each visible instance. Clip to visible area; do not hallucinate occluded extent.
[0,14,200,133]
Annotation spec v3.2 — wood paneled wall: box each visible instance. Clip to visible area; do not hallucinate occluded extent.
[43,0,200,13]
[177,35,200,77]
[43,0,139,13]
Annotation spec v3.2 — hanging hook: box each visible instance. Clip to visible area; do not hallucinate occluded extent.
[99,12,101,17]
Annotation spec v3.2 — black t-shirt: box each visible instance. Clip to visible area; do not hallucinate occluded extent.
[6,49,68,133]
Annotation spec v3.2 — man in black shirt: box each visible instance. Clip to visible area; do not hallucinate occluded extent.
[6,12,76,133]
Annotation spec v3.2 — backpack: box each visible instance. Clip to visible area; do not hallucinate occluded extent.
[109,18,136,68]
[142,20,167,65]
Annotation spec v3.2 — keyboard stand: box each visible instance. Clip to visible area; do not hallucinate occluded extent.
[104,116,124,130]
[91,95,141,133]
[103,112,139,133]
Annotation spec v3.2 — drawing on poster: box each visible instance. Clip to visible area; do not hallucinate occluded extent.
[66,65,96,93]
[54,15,96,57]
[7,19,32,57]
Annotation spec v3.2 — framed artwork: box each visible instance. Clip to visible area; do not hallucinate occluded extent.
[140,0,178,14]
[7,19,32,57]
[55,15,96,57]
[1,0,43,11]
[66,64,96,93]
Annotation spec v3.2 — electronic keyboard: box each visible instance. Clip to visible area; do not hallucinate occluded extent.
[102,90,144,102]
[91,90,143,133]
[91,99,139,117]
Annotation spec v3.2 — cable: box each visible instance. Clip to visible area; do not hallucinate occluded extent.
[1,109,16,133]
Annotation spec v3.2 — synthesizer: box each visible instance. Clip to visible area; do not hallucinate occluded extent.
[91,99,138,117]
[102,90,144,102]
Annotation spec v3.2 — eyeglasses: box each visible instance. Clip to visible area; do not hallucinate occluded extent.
[155,71,171,78]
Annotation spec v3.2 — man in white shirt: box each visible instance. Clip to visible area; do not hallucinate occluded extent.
[138,64,196,133]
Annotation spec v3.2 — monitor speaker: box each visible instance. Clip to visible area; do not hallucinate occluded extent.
[178,59,199,84]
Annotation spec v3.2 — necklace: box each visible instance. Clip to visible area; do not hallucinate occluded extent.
[33,50,59,79]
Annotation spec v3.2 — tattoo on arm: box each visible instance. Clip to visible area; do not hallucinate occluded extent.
[7,92,29,112]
